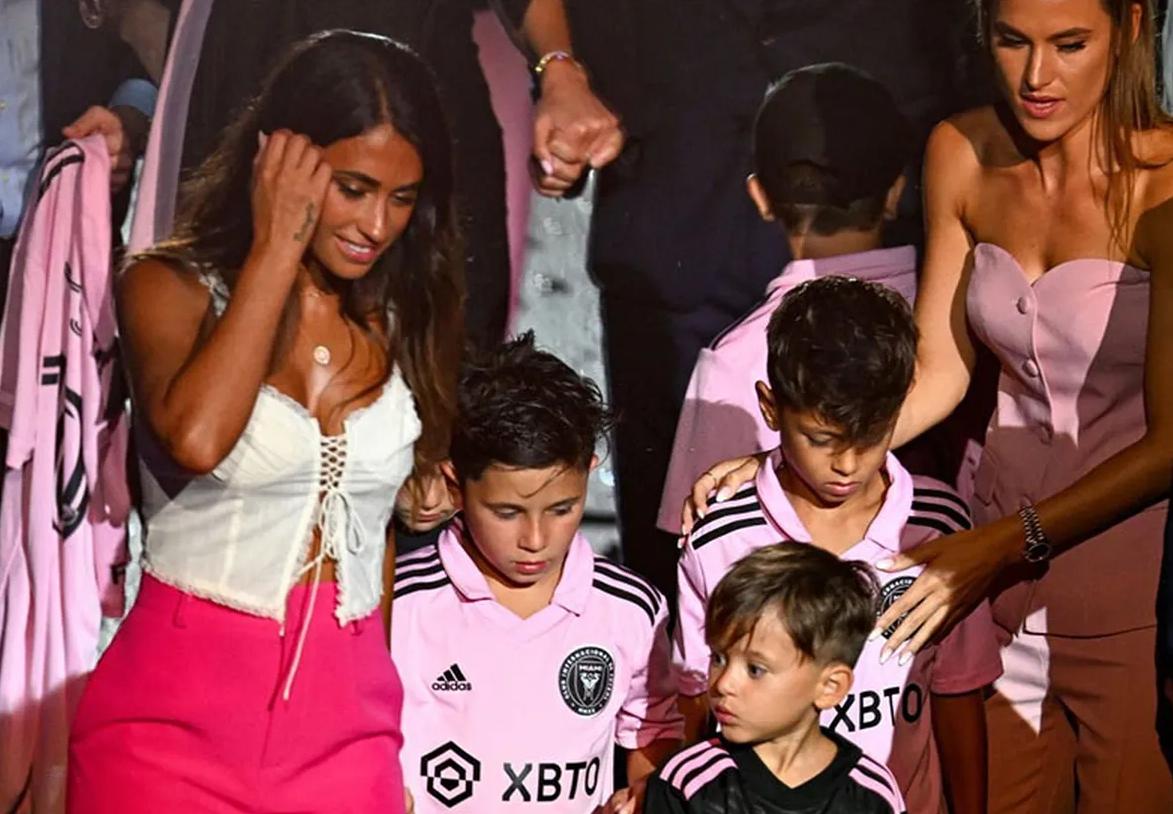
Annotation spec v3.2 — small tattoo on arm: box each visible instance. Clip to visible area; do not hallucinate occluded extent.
[294,203,314,241]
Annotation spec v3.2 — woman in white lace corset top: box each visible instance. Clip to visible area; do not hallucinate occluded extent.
[67,31,464,814]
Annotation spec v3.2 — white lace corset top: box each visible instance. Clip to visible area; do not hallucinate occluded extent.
[138,270,421,626]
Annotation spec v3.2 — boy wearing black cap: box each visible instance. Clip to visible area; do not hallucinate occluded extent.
[658,62,919,538]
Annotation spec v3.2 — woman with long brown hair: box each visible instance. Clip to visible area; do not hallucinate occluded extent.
[688,1,1173,808]
[66,30,462,812]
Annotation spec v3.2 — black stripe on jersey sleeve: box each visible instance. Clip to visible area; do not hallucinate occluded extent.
[689,488,761,535]
[592,580,656,625]
[688,503,763,541]
[911,500,972,531]
[905,515,957,537]
[912,487,970,515]
[594,559,663,613]
[397,545,441,564]
[393,577,451,600]
[396,547,441,570]
[395,558,445,583]
[691,517,769,551]
[38,148,84,199]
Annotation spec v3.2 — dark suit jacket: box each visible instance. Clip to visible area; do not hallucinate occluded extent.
[572,0,986,312]
[39,1,150,140]
[39,1,153,231]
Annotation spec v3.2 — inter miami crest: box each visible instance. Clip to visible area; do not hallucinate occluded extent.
[877,576,916,640]
[559,646,615,716]
[420,741,481,808]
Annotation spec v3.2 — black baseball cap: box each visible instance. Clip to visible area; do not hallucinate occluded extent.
[753,62,912,207]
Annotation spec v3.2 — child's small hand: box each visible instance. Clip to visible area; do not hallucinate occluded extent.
[598,779,647,814]
[395,465,457,533]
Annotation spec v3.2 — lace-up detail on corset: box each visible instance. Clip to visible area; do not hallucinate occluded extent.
[282,433,369,701]
[314,435,367,561]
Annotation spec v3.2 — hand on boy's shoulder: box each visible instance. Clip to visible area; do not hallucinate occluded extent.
[681,479,763,549]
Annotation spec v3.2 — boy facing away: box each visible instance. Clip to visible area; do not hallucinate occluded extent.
[674,277,1002,814]
[646,544,905,814]
[657,62,920,533]
[392,333,683,813]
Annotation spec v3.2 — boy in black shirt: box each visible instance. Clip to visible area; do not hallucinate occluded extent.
[645,544,905,813]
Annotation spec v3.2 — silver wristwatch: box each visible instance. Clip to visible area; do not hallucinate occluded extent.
[1017,505,1052,564]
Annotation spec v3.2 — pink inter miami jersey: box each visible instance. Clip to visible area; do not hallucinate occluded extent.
[673,451,1002,814]
[392,522,683,813]
[657,246,918,533]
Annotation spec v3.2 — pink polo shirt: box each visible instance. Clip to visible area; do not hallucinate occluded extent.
[392,521,683,813]
[673,451,1002,814]
[656,246,918,533]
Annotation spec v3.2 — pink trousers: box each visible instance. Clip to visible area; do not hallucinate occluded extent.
[67,576,406,813]
[986,621,1173,813]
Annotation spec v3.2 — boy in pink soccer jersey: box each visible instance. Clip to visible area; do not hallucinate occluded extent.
[656,63,920,534]
[674,278,1002,814]
[392,333,683,814]
[647,544,905,814]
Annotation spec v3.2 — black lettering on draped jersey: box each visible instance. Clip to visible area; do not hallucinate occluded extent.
[64,262,82,294]
[65,263,83,337]
[42,353,88,539]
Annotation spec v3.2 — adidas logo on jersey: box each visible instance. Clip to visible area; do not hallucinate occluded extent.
[432,663,472,692]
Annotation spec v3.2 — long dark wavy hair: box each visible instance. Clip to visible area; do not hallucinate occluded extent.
[140,30,465,465]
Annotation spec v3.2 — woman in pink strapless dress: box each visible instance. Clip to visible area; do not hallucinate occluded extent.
[688,1,1173,810]
[871,0,1173,809]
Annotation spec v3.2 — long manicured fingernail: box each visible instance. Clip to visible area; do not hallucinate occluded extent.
[868,627,882,641]
[878,647,892,664]
[898,650,913,667]
[875,558,894,571]
[540,158,553,176]
[715,487,732,502]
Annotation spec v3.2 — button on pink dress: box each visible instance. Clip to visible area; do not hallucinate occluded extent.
[966,241,1165,636]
